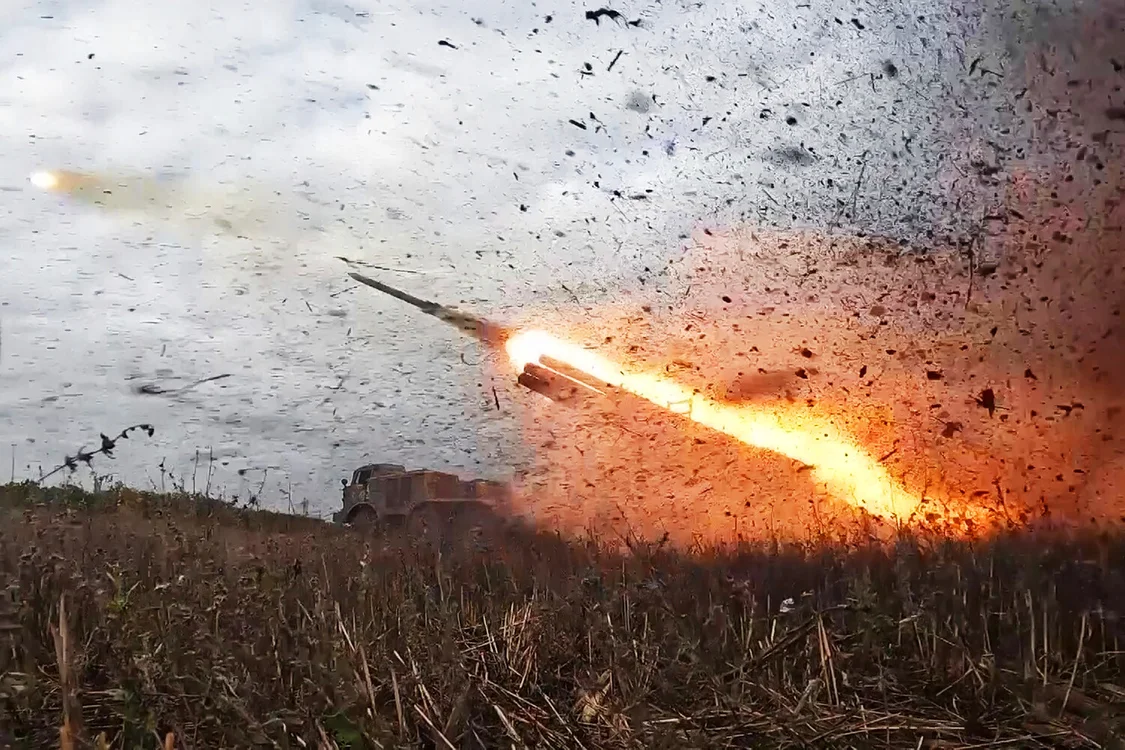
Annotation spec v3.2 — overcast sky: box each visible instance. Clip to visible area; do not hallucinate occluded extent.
[0,0,1054,515]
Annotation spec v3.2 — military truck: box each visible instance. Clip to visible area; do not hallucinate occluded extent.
[334,463,512,539]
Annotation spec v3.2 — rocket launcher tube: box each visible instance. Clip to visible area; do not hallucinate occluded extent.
[520,362,608,404]
[537,355,616,393]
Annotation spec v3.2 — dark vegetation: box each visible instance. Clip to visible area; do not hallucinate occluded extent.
[3,482,1125,749]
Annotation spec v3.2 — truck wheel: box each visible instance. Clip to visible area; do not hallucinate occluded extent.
[347,505,380,531]
[455,503,499,534]
[407,506,449,545]
[456,504,504,551]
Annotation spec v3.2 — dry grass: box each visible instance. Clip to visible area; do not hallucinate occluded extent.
[2,481,1125,749]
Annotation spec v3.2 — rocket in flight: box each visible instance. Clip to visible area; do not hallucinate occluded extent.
[347,271,610,405]
[347,271,510,347]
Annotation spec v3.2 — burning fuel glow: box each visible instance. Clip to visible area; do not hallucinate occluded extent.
[506,328,930,523]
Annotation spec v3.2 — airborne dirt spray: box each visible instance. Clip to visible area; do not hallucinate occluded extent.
[496,2,1125,546]
[485,219,1121,548]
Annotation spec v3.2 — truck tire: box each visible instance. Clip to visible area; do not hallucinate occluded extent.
[347,504,380,531]
[407,505,450,546]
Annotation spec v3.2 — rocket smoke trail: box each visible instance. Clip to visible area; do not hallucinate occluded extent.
[27,168,303,243]
[347,271,510,347]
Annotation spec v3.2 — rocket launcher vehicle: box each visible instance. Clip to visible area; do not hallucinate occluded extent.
[346,271,932,523]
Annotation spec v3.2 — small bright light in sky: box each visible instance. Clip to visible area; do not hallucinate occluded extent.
[29,171,59,191]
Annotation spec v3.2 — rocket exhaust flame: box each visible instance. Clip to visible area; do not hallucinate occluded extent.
[506,329,929,524]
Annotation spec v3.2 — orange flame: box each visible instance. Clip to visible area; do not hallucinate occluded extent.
[506,329,935,524]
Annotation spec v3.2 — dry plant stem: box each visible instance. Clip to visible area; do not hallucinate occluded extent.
[36,424,156,485]
[2,483,1125,748]
[52,594,88,750]
[1060,612,1089,720]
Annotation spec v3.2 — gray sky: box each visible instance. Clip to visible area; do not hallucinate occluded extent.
[0,0,1043,515]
